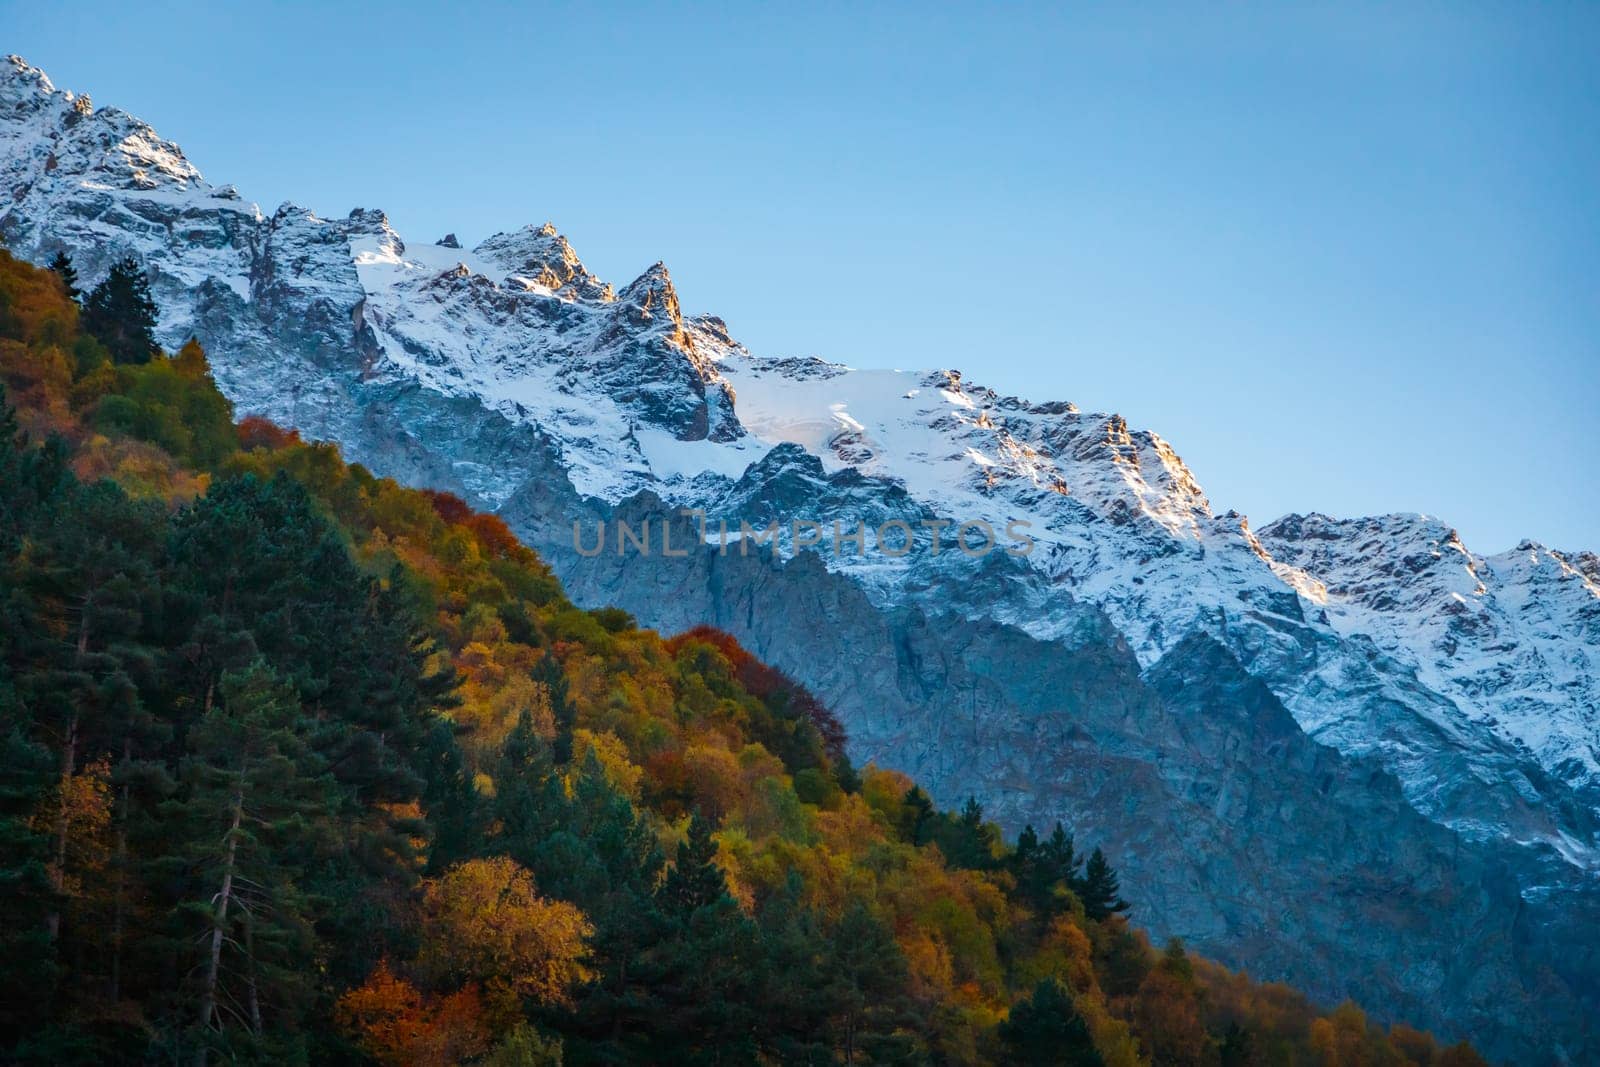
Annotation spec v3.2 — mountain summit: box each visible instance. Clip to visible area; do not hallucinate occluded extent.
[2,54,1596,1061]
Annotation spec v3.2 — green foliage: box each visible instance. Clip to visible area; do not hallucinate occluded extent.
[90,340,236,467]
[1079,847,1130,922]
[81,257,158,365]
[47,252,78,302]
[659,814,729,917]
[1000,978,1104,1066]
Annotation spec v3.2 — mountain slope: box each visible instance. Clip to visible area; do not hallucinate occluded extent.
[2,55,1596,1061]
[0,242,1493,1067]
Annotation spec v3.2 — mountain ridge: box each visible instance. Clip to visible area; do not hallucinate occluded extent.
[3,53,1597,1061]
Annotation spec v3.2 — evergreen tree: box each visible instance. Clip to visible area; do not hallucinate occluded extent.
[941,794,997,870]
[900,785,936,846]
[154,664,334,1063]
[47,252,78,302]
[823,903,919,1065]
[646,894,762,1062]
[1219,1022,1254,1067]
[0,727,57,1044]
[999,978,1104,1066]
[753,873,834,1062]
[833,751,862,794]
[534,652,575,765]
[419,718,488,873]
[1042,822,1080,885]
[657,813,728,917]
[82,257,159,364]
[1078,847,1130,921]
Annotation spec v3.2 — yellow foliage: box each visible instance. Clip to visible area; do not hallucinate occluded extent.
[571,728,644,799]
[418,857,594,1011]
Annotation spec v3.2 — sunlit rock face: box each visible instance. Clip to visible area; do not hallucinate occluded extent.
[5,54,1598,1062]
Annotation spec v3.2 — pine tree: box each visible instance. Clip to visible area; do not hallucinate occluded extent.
[1078,847,1130,921]
[999,977,1104,1066]
[823,903,919,1065]
[658,813,728,917]
[753,874,834,1062]
[1042,822,1080,884]
[47,252,79,301]
[156,663,334,1064]
[0,727,58,1042]
[534,653,575,764]
[420,719,488,873]
[940,795,997,870]
[900,785,935,846]
[82,257,159,364]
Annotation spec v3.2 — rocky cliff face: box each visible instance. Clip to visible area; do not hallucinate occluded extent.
[4,55,1597,1061]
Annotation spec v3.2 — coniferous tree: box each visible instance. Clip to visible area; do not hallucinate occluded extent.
[1013,823,1039,865]
[535,653,575,765]
[999,978,1104,1066]
[645,815,768,1061]
[82,257,159,364]
[0,728,57,1043]
[658,813,727,917]
[1043,822,1080,885]
[419,718,488,873]
[0,392,71,1033]
[1078,847,1130,921]
[942,794,997,870]
[900,785,936,846]
[1219,1021,1254,1066]
[753,873,834,1061]
[155,664,334,1064]
[47,252,78,301]
[823,902,919,1065]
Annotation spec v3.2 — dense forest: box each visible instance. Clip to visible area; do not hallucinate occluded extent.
[0,247,1487,1065]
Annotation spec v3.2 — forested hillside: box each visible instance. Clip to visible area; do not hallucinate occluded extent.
[0,247,1484,1065]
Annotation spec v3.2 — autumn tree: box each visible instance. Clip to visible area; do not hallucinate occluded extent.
[335,959,491,1067]
[417,856,593,1022]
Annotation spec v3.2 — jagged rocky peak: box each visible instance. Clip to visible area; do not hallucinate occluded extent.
[435,233,460,249]
[344,207,403,256]
[472,221,612,299]
[617,261,681,327]
[2,53,63,108]
[2,54,203,198]
[1567,549,1600,585]
[1258,512,1482,598]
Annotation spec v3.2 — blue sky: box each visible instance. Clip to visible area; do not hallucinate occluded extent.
[5,2,1596,552]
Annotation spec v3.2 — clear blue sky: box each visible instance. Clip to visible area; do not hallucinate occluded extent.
[6,3,1596,552]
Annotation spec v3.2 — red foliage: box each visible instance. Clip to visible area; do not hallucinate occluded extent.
[237,415,301,451]
[464,512,522,560]
[423,489,474,525]
[667,625,849,759]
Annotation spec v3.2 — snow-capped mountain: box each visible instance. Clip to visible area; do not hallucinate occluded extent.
[4,55,1597,1061]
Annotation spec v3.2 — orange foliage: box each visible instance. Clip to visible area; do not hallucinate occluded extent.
[237,414,302,451]
[335,961,491,1067]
